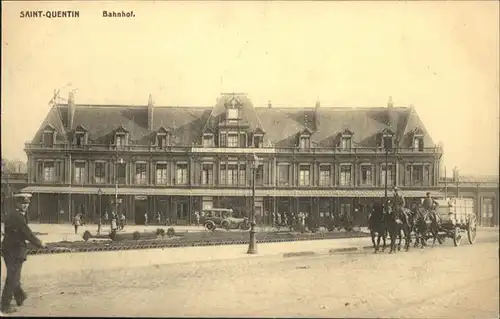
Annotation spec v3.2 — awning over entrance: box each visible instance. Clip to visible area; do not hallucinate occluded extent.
[257,189,443,198]
[21,186,252,197]
[22,186,442,198]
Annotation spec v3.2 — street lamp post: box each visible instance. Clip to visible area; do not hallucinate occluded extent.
[97,188,103,234]
[247,153,260,254]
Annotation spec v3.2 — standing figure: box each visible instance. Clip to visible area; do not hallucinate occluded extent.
[1,193,45,314]
[73,213,81,234]
[194,211,200,227]
[120,213,126,230]
[104,211,109,225]
[156,212,161,225]
[144,212,148,226]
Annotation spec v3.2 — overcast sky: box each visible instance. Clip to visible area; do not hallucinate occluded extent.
[2,1,499,176]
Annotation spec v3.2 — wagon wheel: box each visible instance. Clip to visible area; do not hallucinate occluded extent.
[452,227,462,247]
[467,214,477,244]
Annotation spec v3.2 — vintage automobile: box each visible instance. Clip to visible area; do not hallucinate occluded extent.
[200,208,250,231]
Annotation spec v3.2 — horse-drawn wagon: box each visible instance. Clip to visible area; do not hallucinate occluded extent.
[435,198,477,246]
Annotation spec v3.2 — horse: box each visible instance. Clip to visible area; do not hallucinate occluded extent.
[368,203,387,253]
[385,205,412,253]
[413,205,442,248]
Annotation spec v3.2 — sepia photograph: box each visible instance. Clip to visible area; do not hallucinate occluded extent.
[1,1,499,317]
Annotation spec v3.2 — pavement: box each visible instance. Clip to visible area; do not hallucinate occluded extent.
[1,230,497,317]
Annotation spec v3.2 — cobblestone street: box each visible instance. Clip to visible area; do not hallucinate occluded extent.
[3,229,497,318]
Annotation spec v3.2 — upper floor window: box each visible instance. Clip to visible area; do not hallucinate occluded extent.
[116,162,127,184]
[239,133,247,148]
[201,164,213,185]
[203,134,214,147]
[158,135,167,148]
[319,165,331,186]
[156,163,168,185]
[360,165,373,185]
[412,165,424,184]
[176,163,188,185]
[74,162,86,184]
[278,164,290,186]
[135,163,148,185]
[94,162,106,184]
[299,165,311,186]
[340,164,352,186]
[227,164,238,185]
[43,161,55,182]
[239,165,246,185]
[219,133,227,147]
[255,165,264,186]
[380,164,393,186]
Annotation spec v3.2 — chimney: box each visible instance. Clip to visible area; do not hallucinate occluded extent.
[314,99,320,130]
[452,167,459,182]
[304,114,309,128]
[148,94,154,131]
[68,91,75,129]
[387,96,394,108]
[267,100,272,108]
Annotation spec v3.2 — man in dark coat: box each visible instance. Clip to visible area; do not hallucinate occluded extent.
[423,192,441,224]
[1,193,45,314]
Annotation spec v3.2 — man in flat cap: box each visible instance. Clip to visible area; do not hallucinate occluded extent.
[1,193,45,314]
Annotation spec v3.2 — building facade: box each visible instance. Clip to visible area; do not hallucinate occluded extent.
[23,93,443,225]
[439,170,499,227]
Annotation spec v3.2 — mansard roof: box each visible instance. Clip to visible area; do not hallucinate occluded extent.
[31,95,436,149]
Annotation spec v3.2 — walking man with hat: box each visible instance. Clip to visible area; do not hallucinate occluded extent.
[1,193,45,314]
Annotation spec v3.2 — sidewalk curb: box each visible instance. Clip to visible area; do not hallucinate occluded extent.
[283,245,374,258]
[283,251,317,258]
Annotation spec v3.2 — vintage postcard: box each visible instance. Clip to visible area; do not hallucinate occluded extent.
[1,1,498,317]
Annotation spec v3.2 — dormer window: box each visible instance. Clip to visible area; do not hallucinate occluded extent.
[75,133,84,147]
[380,128,394,151]
[114,125,128,146]
[156,127,171,149]
[225,97,241,122]
[74,126,88,148]
[298,127,313,149]
[42,125,56,147]
[203,133,214,147]
[115,134,125,146]
[300,136,310,149]
[340,129,353,150]
[412,127,424,152]
[252,128,265,148]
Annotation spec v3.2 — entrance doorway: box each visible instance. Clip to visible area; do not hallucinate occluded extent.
[176,201,189,224]
[135,199,148,224]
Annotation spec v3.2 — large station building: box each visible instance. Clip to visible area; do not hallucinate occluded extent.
[23,93,444,225]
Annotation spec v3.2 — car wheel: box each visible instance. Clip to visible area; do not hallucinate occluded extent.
[205,222,215,231]
[222,221,230,231]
